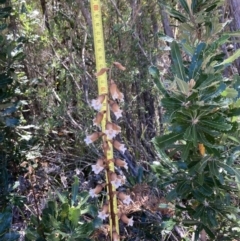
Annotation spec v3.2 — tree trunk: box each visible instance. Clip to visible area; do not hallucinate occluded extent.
[229,0,240,74]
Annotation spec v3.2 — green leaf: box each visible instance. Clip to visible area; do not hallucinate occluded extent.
[201,118,232,131]
[197,131,217,148]
[181,141,192,160]
[71,176,79,206]
[215,49,240,66]
[227,108,240,117]
[221,88,238,98]
[69,207,80,227]
[188,43,206,80]
[171,41,187,81]
[179,0,190,14]
[149,66,167,95]
[175,76,189,94]
[223,30,240,36]
[227,135,240,144]
[166,189,178,201]
[166,7,188,22]
[219,163,240,183]
[161,97,182,111]
[184,125,197,146]
[202,224,215,239]
[201,83,226,101]
[193,204,204,219]
[153,132,184,149]
[208,160,219,178]
[181,41,194,56]
[197,184,213,196]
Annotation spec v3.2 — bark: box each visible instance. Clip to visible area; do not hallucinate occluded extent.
[78,0,92,31]
[229,0,240,74]
[159,4,174,38]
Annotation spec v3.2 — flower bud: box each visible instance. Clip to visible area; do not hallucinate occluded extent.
[84,132,104,145]
[120,214,134,226]
[114,158,128,170]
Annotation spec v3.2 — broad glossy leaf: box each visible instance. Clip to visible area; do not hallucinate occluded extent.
[192,190,206,202]
[215,49,240,66]
[181,40,194,56]
[224,30,240,36]
[197,131,218,148]
[193,204,204,219]
[184,125,197,146]
[175,76,189,94]
[227,135,240,144]
[201,118,232,131]
[219,163,240,183]
[149,66,167,95]
[179,0,190,14]
[161,98,182,114]
[176,181,191,196]
[201,83,226,101]
[197,74,220,89]
[227,108,240,117]
[166,189,178,201]
[208,160,219,178]
[221,88,238,98]
[206,208,217,227]
[153,132,184,149]
[181,141,192,160]
[201,224,215,239]
[166,7,188,22]
[171,41,187,81]
[188,43,206,80]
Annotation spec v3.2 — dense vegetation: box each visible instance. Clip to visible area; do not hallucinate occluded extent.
[0,0,240,240]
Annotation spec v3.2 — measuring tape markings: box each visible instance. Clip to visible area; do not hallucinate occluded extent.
[90,0,119,236]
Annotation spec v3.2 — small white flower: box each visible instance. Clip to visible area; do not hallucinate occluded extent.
[121,214,134,226]
[111,178,122,189]
[118,144,126,153]
[112,91,119,100]
[84,132,103,145]
[91,164,104,174]
[98,210,109,220]
[118,92,124,102]
[89,189,98,198]
[90,95,105,111]
[127,216,134,226]
[114,109,123,120]
[113,141,127,153]
[104,129,118,139]
[84,136,92,145]
[91,99,102,111]
[89,184,105,198]
[122,195,133,205]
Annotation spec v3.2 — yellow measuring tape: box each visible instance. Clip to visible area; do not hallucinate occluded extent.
[90,0,119,237]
